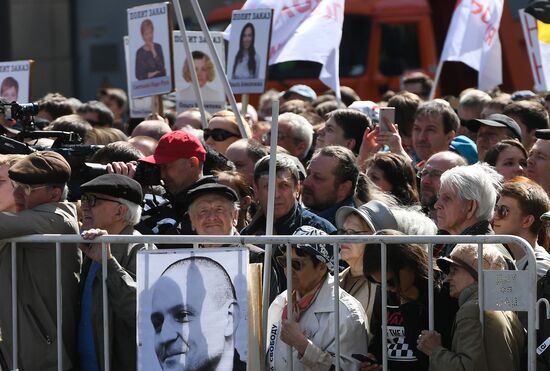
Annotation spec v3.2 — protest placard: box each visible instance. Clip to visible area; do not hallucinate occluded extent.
[0,60,34,103]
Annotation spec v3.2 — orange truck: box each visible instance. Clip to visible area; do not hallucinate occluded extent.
[207,0,533,101]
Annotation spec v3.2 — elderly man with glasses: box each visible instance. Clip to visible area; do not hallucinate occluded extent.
[78,173,152,371]
[0,151,81,371]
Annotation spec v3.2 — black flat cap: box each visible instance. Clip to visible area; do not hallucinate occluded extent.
[535,129,550,140]
[80,174,143,205]
[186,182,238,205]
[467,114,522,141]
[9,151,71,185]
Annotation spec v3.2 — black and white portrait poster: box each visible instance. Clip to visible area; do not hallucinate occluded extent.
[124,36,153,118]
[0,60,33,103]
[138,248,249,371]
[173,31,226,114]
[227,9,272,94]
[127,2,174,99]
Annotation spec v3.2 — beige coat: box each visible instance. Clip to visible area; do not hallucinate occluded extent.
[339,267,377,321]
[429,284,525,371]
[0,201,81,371]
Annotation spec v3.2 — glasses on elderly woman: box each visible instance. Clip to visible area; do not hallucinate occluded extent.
[494,204,510,219]
[336,228,372,235]
[10,180,49,196]
[203,128,240,142]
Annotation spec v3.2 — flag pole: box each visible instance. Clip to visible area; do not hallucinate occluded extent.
[428,59,444,101]
[171,0,208,129]
[188,0,249,138]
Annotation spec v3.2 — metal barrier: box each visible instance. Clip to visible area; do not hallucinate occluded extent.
[0,233,539,371]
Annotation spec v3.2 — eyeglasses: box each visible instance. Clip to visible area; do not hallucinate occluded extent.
[203,128,240,142]
[10,180,49,196]
[81,194,122,208]
[262,131,288,143]
[275,255,306,271]
[417,168,444,179]
[336,228,372,235]
[494,204,510,219]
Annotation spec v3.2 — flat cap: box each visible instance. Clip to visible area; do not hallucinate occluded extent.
[80,174,143,205]
[9,151,71,185]
[186,182,238,205]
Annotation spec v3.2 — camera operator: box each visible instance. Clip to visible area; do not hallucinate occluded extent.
[0,151,81,370]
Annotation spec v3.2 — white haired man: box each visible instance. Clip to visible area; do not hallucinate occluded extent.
[265,112,313,161]
[78,174,151,371]
[434,163,514,266]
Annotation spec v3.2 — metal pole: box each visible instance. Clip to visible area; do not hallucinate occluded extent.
[260,99,279,369]
[428,59,444,100]
[56,242,63,371]
[241,94,249,117]
[11,242,17,371]
[428,244,434,331]
[333,244,340,371]
[477,243,484,334]
[102,242,110,371]
[188,0,248,138]
[171,0,208,129]
[286,243,293,371]
[381,242,388,370]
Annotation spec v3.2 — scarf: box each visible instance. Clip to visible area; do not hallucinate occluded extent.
[282,277,325,321]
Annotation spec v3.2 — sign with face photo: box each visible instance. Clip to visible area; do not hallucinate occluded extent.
[0,60,34,103]
[137,248,249,371]
[227,9,273,94]
[124,36,153,118]
[127,2,174,98]
[173,31,226,114]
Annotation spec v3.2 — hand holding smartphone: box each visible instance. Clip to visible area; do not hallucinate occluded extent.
[352,353,381,365]
[378,106,395,132]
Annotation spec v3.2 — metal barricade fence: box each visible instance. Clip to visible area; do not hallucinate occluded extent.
[0,233,541,371]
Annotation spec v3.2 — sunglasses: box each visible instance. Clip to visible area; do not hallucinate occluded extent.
[275,255,306,271]
[366,274,397,288]
[81,194,122,208]
[336,228,372,235]
[10,180,49,196]
[203,128,240,142]
[494,204,510,219]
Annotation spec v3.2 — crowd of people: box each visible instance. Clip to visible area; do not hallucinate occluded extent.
[0,74,550,370]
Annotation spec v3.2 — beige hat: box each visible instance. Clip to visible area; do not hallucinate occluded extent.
[437,243,507,280]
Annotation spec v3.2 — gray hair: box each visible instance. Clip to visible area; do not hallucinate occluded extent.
[440,163,503,221]
[459,89,491,109]
[392,205,438,236]
[278,112,313,158]
[117,198,143,226]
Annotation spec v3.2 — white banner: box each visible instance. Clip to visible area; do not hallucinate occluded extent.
[440,0,504,90]
[519,9,550,92]
[226,0,344,97]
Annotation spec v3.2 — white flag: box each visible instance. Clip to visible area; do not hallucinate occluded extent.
[225,0,345,98]
[440,0,504,90]
[519,9,550,91]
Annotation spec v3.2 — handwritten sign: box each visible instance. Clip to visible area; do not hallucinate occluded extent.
[483,270,531,311]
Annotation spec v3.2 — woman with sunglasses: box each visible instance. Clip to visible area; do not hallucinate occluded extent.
[266,226,369,371]
[360,230,457,371]
[205,110,251,155]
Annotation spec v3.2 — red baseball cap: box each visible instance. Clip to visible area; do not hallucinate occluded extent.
[140,131,206,164]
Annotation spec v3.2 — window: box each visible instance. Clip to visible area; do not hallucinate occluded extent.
[379,23,420,76]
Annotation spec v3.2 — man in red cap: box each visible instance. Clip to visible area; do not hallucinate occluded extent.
[133,130,214,236]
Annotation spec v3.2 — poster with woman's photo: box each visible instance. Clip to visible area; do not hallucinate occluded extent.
[0,60,34,103]
[124,36,153,118]
[227,9,273,94]
[137,248,248,371]
[173,31,226,114]
[127,2,173,98]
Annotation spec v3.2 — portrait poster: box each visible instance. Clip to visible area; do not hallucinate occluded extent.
[0,60,34,103]
[227,9,273,94]
[137,248,249,371]
[173,31,226,114]
[127,2,174,99]
[124,36,153,118]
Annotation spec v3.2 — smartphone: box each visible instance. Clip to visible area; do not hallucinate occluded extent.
[378,106,395,132]
[351,353,381,365]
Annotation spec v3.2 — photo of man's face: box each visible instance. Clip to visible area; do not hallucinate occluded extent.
[150,261,235,371]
